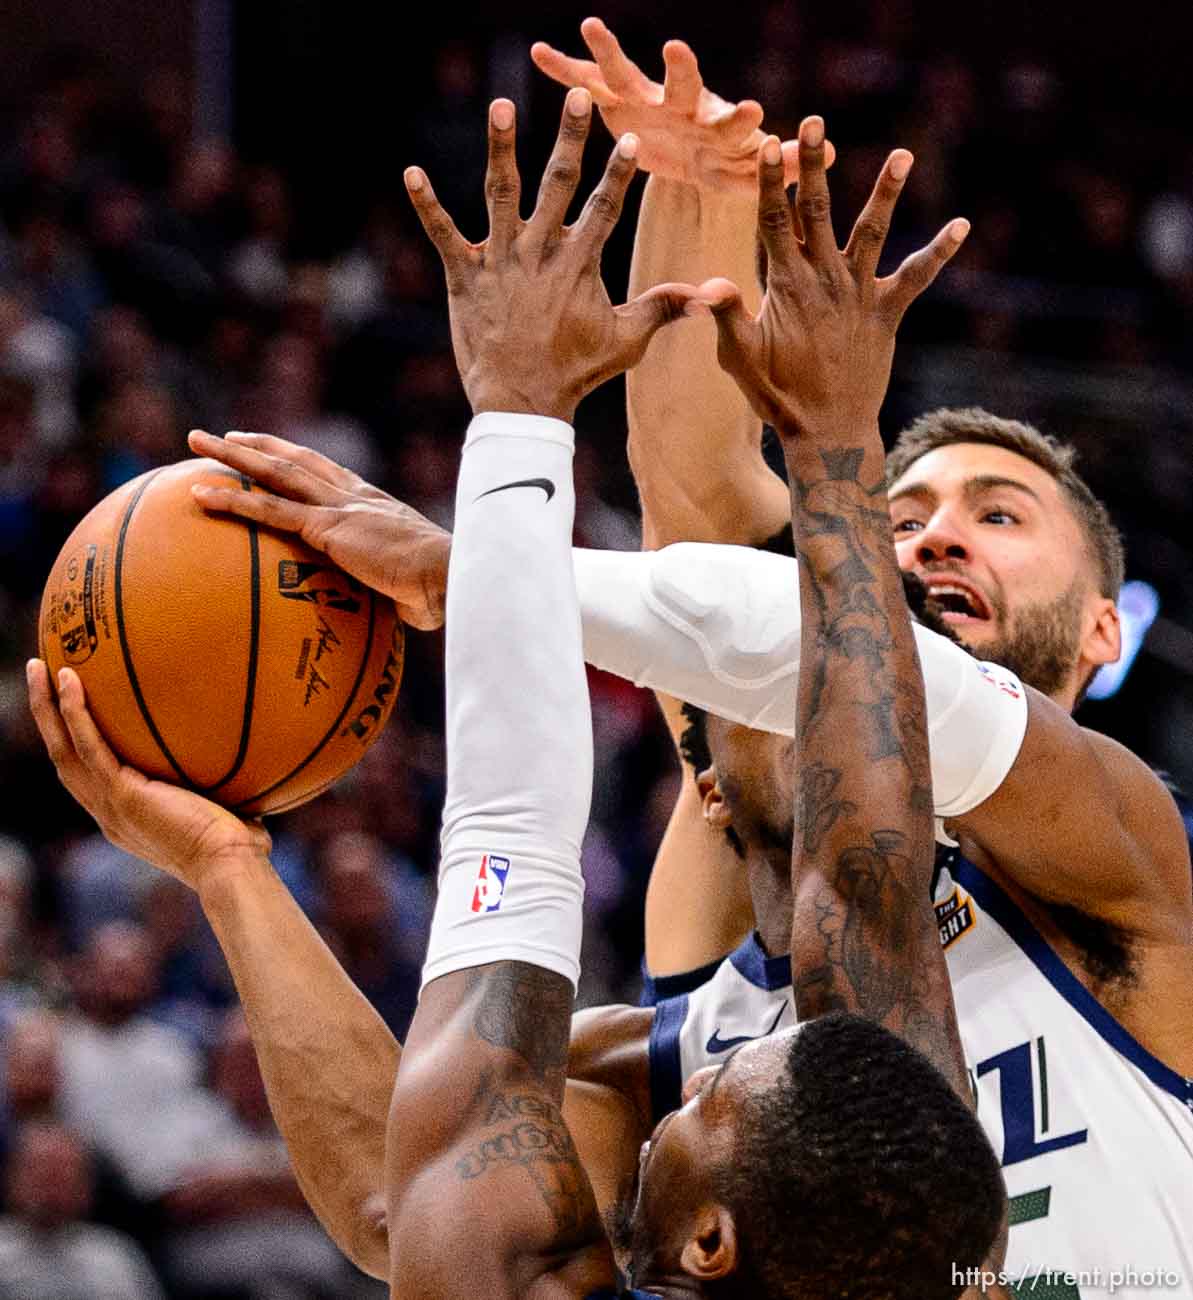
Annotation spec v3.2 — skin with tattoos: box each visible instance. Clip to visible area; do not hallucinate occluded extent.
[30,95,1005,1297]
[704,116,972,1099]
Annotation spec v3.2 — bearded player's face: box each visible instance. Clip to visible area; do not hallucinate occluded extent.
[888,442,1115,699]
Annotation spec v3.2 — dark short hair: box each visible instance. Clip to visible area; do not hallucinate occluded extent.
[716,1014,1005,1300]
[886,407,1125,600]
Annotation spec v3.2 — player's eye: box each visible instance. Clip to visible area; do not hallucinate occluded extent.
[892,518,923,533]
[980,508,1018,525]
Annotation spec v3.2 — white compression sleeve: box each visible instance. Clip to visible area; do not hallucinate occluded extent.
[574,543,1028,819]
[422,414,592,993]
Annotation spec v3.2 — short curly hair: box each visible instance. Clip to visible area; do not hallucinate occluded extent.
[885,408,1125,600]
[715,1013,1005,1300]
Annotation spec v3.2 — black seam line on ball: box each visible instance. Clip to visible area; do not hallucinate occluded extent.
[232,586,381,812]
[115,469,192,785]
[206,472,260,795]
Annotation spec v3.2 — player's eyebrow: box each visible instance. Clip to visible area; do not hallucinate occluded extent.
[703,1046,744,1106]
[888,474,1043,507]
[964,474,1042,504]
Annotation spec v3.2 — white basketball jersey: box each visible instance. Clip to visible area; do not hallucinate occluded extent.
[649,857,1193,1298]
[647,933,793,1123]
[937,853,1193,1298]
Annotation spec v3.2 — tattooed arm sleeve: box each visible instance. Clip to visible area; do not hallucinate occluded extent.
[784,435,971,1101]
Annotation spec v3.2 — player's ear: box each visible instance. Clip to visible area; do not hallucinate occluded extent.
[680,1201,739,1281]
[1080,594,1121,670]
[696,766,733,834]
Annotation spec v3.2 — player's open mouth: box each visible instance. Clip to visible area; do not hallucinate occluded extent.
[924,578,991,626]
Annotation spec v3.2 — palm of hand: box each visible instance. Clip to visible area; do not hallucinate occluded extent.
[596,86,762,190]
[114,774,270,890]
[531,25,768,194]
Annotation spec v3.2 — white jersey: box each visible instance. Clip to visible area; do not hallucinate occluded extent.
[647,854,1193,1298]
[937,852,1193,1298]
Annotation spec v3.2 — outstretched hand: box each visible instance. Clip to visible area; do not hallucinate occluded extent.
[701,117,969,438]
[188,429,450,631]
[27,660,271,894]
[532,18,819,193]
[405,89,702,423]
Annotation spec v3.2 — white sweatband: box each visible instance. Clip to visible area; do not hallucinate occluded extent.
[574,543,1028,819]
[422,414,592,993]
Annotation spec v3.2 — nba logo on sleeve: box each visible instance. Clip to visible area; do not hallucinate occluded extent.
[471,855,512,914]
[977,662,1022,699]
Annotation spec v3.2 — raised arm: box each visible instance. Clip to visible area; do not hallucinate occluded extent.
[534,20,798,978]
[26,662,396,1276]
[704,121,972,1091]
[387,92,694,1299]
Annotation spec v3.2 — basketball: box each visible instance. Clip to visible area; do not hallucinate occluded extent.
[38,458,404,816]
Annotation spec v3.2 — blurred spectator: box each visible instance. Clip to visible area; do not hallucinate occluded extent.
[159,1010,349,1300]
[238,332,375,478]
[0,1121,165,1300]
[315,831,427,1036]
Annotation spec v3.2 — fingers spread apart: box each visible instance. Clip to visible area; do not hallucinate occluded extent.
[880,218,970,325]
[572,133,640,259]
[187,430,349,508]
[661,40,703,112]
[844,150,912,283]
[793,116,837,265]
[404,166,473,286]
[485,99,522,255]
[581,17,655,99]
[528,89,592,240]
[529,43,616,107]
[755,136,800,276]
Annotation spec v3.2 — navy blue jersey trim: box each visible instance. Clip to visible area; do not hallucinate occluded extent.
[585,1290,654,1298]
[648,993,688,1124]
[728,931,792,992]
[639,954,724,1007]
[952,857,1193,1107]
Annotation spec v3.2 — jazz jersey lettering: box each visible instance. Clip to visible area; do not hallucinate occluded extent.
[646,856,1193,1297]
[936,853,1193,1298]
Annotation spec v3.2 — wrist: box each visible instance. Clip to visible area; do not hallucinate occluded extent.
[469,389,576,426]
[775,413,882,451]
[196,849,277,915]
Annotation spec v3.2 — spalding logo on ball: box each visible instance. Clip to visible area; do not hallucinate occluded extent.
[39,458,404,815]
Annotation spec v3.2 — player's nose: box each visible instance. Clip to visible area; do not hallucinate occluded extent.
[911,506,972,568]
[682,1064,721,1105]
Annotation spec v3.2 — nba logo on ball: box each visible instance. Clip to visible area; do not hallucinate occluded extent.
[471,855,511,914]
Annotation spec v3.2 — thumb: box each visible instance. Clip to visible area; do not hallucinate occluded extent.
[613,281,709,365]
[693,277,761,376]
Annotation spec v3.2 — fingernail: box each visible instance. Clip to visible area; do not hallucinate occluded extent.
[404,167,424,192]
[618,133,638,159]
[803,117,824,147]
[762,136,781,165]
[191,484,210,497]
[57,668,69,691]
[491,100,514,130]
[225,431,253,441]
[950,218,971,241]
[567,87,591,116]
[25,659,36,683]
[889,152,912,180]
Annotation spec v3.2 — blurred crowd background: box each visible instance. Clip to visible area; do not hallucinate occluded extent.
[0,2,1189,1297]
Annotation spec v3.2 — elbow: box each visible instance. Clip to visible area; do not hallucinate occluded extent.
[343,1191,391,1280]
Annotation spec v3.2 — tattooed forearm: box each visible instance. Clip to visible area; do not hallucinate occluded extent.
[787,434,969,1098]
[468,962,572,1095]
[454,1070,602,1246]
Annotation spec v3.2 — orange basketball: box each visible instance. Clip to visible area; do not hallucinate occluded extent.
[39,458,404,816]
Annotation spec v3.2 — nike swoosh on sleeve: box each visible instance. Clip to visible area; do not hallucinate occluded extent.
[473,477,556,503]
